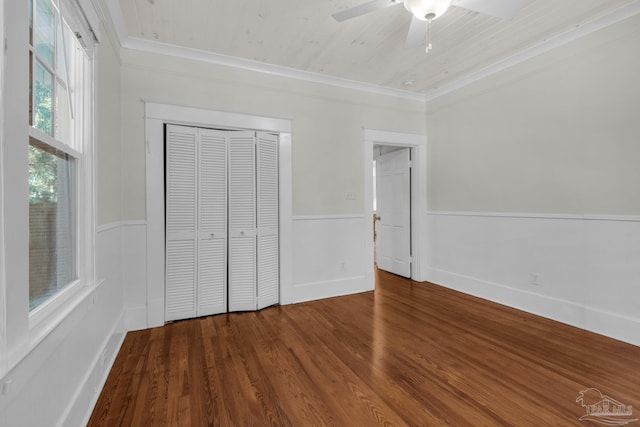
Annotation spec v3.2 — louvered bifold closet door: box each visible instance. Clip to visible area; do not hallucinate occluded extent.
[197,129,228,316]
[228,131,257,312]
[165,125,198,321]
[257,133,279,310]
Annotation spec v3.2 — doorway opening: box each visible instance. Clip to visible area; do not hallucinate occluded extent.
[363,129,426,287]
[373,146,412,278]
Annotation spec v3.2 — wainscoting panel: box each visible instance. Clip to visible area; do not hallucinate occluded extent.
[0,224,126,427]
[292,215,371,303]
[121,221,149,331]
[424,212,640,346]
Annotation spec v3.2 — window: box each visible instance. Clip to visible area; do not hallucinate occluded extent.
[0,0,98,380]
[28,139,77,309]
[28,0,92,312]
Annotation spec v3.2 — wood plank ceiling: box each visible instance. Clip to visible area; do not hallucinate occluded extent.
[115,0,638,94]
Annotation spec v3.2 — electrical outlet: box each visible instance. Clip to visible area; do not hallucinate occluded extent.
[530,273,540,286]
[1,380,12,395]
[339,262,346,271]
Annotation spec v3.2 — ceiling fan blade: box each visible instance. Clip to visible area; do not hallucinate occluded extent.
[405,16,425,48]
[332,0,402,22]
[453,0,527,20]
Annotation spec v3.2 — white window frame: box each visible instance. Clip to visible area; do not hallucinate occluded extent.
[0,0,97,378]
[0,0,8,375]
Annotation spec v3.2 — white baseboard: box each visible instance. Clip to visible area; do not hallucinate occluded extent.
[583,308,640,347]
[125,305,148,332]
[427,267,640,347]
[61,310,126,427]
[292,275,372,304]
[77,323,126,427]
[147,297,165,328]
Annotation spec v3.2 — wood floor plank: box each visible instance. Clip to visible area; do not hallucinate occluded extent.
[89,270,640,426]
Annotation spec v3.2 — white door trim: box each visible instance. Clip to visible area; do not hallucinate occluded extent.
[364,129,427,285]
[145,102,293,328]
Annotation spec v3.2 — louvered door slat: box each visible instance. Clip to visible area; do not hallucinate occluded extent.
[166,126,197,237]
[166,125,198,320]
[229,236,256,311]
[166,240,196,320]
[228,131,257,312]
[257,234,279,309]
[257,133,279,309]
[199,130,227,232]
[198,237,226,315]
[229,133,256,231]
[197,128,227,316]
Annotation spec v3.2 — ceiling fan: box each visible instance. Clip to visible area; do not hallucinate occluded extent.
[333,0,527,52]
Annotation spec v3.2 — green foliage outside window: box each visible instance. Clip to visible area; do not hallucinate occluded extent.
[34,76,52,135]
[29,144,58,203]
[30,76,57,203]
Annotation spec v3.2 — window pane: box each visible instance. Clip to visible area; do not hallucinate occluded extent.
[29,53,34,126]
[34,60,53,135]
[55,81,70,143]
[34,0,55,67]
[56,18,68,87]
[29,139,77,310]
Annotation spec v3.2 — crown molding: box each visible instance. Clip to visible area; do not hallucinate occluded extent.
[103,0,130,47]
[104,0,640,104]
[121,37,427,102]
[102,0,424,102]
[424,0,640,102]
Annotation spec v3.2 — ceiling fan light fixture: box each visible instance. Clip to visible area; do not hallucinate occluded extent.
[403,0,453,21]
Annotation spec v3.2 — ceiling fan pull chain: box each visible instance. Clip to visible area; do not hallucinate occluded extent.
[426,18,433,53]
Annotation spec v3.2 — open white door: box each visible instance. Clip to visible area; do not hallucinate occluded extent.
[376,148,411,278]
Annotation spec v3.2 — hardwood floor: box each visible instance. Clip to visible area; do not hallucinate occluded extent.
[89,270,640,426]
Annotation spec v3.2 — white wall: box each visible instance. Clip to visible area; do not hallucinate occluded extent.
[118,47,426,328]
[120,49,426,220]
[424,13,640,346]
[96,18,123,225]
[426,13,640,215]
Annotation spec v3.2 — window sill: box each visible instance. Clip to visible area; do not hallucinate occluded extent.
[29,277,104,345]
[1,277,105,381]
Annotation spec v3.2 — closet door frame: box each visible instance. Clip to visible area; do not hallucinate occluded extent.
[145,103,292,328]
